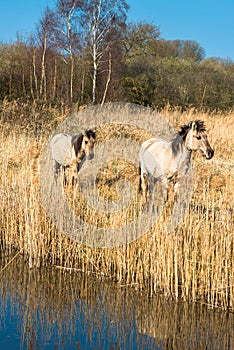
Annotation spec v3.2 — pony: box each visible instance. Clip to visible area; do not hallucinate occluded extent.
[50,129,96,184]
[139,120,214,203]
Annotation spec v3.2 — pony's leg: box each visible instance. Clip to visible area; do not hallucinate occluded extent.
[154,177,168,206]
[174,175,188,202]
[145,176,167,216]
[174,181,180,202]
[167,174,191,233]
[161,178,169,202]
[69,161,79,185]
[138,166,142,192]
[174,172,193,208]
[140,172,148,204]
[53,160,61,181]
[53,160,66,189]
[63,167,68,185]
[139,159,149,204]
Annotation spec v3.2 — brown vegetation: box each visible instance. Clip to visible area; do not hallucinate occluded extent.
[0,102,233,311]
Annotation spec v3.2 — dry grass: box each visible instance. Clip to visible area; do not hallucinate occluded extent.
[0,102,233,311]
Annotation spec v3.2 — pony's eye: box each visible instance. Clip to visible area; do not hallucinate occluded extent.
[196,136,201,140]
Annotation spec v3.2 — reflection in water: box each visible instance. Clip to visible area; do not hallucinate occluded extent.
[136,296,234,349]
[0,256,233,350]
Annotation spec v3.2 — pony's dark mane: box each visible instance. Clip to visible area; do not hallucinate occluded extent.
[72,133,83,157]
[178,120,206,140]
[85,129,96,140]
[172,120,206,156]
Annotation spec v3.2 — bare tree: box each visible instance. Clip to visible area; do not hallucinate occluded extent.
[168,40,205,62]
[38,9,49,100]
[81,0,128,103]
[48,0,82,103]
[39,29,47,100]
[101,47,111,105]
[36,7,58,101]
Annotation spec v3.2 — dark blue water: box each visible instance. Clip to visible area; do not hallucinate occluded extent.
[0,298,158,350]
[0,257,233,350]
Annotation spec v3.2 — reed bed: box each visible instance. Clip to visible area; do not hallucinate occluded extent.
[0,102,233,311]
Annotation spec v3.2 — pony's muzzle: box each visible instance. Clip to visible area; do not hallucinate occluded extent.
[206,150,214,160]
[88,153,94,160]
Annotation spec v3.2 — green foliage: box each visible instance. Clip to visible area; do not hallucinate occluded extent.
[123,22,161,60]
[123,55,234,111]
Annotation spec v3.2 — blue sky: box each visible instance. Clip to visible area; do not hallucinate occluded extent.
[0,0,233,60]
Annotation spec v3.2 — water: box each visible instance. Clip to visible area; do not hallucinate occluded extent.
[0,256,233,350]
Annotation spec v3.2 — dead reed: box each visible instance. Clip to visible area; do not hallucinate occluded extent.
[0,102,233,311]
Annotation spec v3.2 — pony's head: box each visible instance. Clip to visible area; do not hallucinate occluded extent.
[180,120,214,159]
[72,129,96,160]
[82,129,96,160]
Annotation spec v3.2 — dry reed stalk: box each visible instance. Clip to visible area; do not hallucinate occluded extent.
[0,106,233,311]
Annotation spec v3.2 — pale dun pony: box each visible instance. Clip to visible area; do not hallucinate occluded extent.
[139,120,214,204]
[50,129,96,184]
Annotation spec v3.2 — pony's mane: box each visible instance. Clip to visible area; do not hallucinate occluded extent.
[172,120,206,156]
[72,133,83,157]
[85,129,96,140]
[178,120,206,140]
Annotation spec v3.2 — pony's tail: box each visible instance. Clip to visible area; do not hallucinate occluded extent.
[138,165,142,193]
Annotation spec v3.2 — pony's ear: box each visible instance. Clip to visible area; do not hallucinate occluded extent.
[191,121,197,131]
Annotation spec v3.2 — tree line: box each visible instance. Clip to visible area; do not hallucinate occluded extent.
[0,0,233,111]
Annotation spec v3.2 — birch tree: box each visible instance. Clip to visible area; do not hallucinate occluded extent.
[81,0,128,103]
[51,0,82,102]
[38,8,50,100]
[36,7,59,101]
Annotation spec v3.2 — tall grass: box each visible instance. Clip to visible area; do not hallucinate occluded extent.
[0,101,233,311]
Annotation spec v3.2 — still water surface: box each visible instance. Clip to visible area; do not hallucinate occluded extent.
[0,256,233,349]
